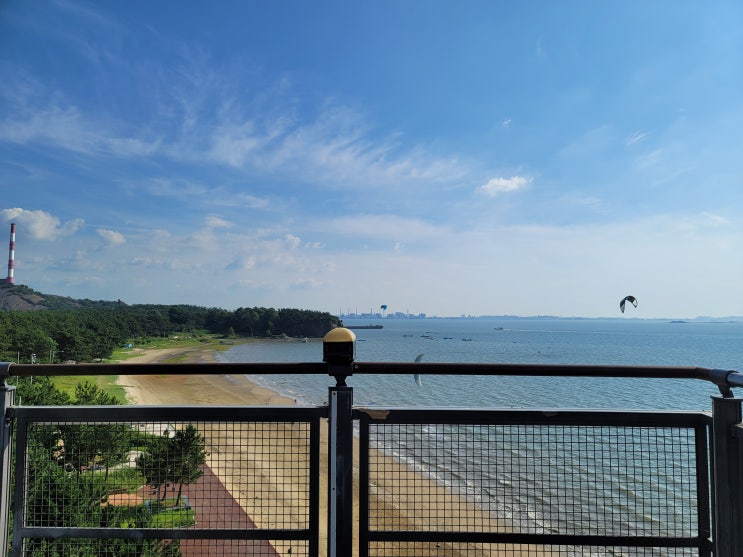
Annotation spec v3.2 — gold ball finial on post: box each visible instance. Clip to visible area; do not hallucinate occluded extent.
[323,327,356,386]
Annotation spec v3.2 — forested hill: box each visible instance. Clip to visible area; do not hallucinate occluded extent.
[0,284,342,363]
[0,283,124,311]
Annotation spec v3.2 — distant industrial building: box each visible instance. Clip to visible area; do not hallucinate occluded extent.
[0,223,15,285]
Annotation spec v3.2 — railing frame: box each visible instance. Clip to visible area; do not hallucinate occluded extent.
[1,327,743,556]
[0,378,14,554]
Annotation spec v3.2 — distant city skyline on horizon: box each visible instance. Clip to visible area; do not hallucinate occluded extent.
[3,276,738,322]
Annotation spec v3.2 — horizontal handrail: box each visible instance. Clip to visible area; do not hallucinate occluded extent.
[2,361,741,395]
[1,361,326,377]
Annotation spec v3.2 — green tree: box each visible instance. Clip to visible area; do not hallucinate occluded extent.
[12,376,71,406]
[169,425,207,506]
[137,425,207,506]
[137,433,172,501]
[71,382,129,480]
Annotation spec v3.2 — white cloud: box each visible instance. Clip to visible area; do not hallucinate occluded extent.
[324,214,445,243]
[285,234,302,249]
[290,277,324,289]
[234,193,270,209]
[625,130,648,146]
[208,120,268,167]
[140,179,271,212]
[0,208,83,240]
[478,176,531,197]
[205,216,234,229]
[97,228,126,245]
[701,212,728,226]
[129,257,169,268]
[146,178,210,197]
[225,255,256,271]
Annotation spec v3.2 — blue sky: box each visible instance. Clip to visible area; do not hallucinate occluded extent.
[1,1,741,318]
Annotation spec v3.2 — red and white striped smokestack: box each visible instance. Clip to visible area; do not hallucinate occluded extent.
[7,223,15,285]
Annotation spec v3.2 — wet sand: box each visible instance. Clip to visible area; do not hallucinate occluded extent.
[117,344,553,557]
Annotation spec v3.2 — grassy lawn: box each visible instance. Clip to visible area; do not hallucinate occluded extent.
[98,467,147,494]
[146,496,196,528]
[53,374,129,402]
[149,508,196,528]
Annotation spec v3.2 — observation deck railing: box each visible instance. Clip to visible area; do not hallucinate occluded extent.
[0,329,742,556]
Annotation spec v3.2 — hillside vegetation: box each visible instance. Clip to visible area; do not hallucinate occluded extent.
[0,284,341,363]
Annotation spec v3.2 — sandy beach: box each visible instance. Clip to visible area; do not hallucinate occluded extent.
[117,344,553,557]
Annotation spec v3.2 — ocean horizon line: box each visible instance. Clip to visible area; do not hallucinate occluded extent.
[340,314,743,322]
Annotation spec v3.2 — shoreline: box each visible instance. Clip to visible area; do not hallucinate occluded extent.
[117,343,297,406]
[116,344,552,557]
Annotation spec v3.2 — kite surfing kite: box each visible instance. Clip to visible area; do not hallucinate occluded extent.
[413,353,424,386]
[620,295,638,313]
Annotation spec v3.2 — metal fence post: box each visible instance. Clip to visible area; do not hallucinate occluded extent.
[323,328,356,557]
[711,394,743,556]
[0,363,15,554]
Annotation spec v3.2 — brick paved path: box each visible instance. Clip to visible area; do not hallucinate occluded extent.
[165,465,281,557]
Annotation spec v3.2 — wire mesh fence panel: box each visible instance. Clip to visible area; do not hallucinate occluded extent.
[12,411,320,557]
[368,543,703,557]
[362,412,710,557]
[18,538,306,557]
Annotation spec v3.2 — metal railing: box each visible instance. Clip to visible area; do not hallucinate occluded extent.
[358,407,712,556]
[0,329,742,556]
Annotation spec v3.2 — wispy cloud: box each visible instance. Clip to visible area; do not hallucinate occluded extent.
[205,216,234,229]
[208,102,469,189]
[233,193,271,210]
[0,60,474,194]
[625,130,648,146]
[0,102,161,158]
[700,212,729,226]
[478,176,532,197]
[323,214,446,244]
[136,179,271,213]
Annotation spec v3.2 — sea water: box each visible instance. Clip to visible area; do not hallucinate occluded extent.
[217,318,743,554]
[217,317,743,411]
